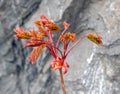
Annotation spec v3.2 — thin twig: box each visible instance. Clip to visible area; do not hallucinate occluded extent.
[65,35,86,56]
[56,28,68,48]
[59,69,67,94]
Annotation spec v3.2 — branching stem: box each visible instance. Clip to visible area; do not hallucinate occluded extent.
[56,28,68,48]
[65,35,86,56]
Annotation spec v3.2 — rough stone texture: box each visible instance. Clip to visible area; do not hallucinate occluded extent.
[0,0,120,94]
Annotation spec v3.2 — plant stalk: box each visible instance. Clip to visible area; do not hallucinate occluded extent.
[65,35,86,56]
[59,69,67,94]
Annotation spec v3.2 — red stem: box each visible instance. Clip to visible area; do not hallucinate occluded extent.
[51,46,64,57]
[48,31,57,57]
[59,69,67,94]
[65,35,86,56]
[63,41,69,56]
[56,28,68,48]
[46,46,57,58]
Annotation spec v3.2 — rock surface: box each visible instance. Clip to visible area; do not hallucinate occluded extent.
[0,0,120,94]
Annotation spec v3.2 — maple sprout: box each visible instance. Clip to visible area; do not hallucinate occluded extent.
[14,15,102,94]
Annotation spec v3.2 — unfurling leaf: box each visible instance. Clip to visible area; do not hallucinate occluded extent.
[24,38,46,47]
[63,21,70,29]
[34,20,41,27]
[29,29,39,38]
[14,27,32,39]
[86,33,102,45]
[63,62,69,74]
[50,57,69,74]
[29,46,45,64]
[60,32,76,42]
[50,57,64,70]
[46,23,60,32]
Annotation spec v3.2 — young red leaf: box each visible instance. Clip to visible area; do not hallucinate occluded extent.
[86,33,102,45]
[29,46,45,64]
[60,32,76,42]
[63,21,70,29]
[24,38,46,47]
[63,62,69,74]
[46,23,60,32]
[50,57,64,70]
[14,27,32,39]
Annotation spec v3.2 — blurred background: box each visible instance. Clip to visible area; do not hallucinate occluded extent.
[0,0,120,94]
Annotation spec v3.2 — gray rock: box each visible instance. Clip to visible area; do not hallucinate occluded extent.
[0,0,120,94]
